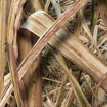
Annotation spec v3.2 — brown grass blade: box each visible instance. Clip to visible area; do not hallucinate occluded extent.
[8,44,27,107]
[45,0,51,12]
[18,30,41,107]
[7,0,27,44]
[0,84,13,107]
[13,8,23,59]
[55,74,68,107]
[27,70,42,107]
[0,0,7,94]
[18,31,34,86]
[6,0,28,106]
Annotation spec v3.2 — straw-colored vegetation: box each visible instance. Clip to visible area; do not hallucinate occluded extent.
[0,0,107,107]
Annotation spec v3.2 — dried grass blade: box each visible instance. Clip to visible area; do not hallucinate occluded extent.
[61,88,74,107]
[55,53,91,107]
[82,73,96,98]
[0,84,13,107]
[27,70,42,107]
[8,44,27,107]
[55,74,68,107]
[13,8,23,59]
[81,18,100,54]
[7,0,27,44]
[45,0,51,12]
[44,97,55,107]
[6,0,28,106]
[93,25,98,44]
[0,0,7,94]
[18,30,40,106]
